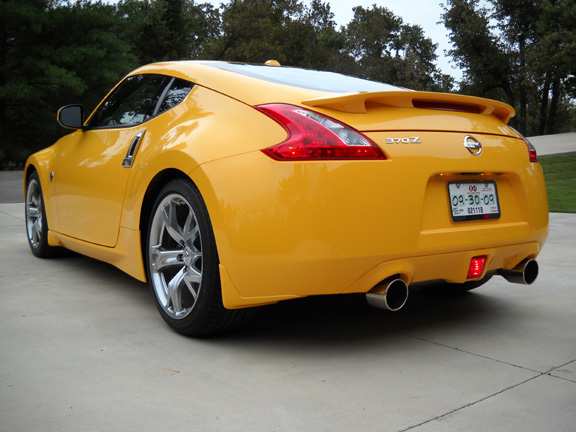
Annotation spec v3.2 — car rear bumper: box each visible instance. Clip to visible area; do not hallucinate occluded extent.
[218,239,543,309]
[192,150,548,309]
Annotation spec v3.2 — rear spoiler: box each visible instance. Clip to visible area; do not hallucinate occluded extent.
[302,91,515,124]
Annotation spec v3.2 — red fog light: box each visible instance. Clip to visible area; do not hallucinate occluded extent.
[467,256,487,279]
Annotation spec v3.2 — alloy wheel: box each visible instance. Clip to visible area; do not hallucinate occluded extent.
[26,177,44,250]
[148,193,203,320]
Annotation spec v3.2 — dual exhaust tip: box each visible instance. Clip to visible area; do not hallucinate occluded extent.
[499,259,539,286]
[366,278,409,312]
[366,259,539,312]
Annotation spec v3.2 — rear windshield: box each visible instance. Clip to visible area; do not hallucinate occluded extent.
[204,62,405,93]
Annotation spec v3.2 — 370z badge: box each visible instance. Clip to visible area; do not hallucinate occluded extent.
[385,137,422,144]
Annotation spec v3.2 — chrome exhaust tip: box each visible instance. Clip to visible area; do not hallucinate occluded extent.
[366,278,409,311]
[500,259,539,285]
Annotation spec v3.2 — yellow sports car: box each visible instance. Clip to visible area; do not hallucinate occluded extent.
[25,61,548,335]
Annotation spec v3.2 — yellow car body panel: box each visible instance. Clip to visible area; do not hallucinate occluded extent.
[118,85,287,232]
[190,140,547,308]
[27,78,287,281]
[51,125,147,246]
[25,61,548,312]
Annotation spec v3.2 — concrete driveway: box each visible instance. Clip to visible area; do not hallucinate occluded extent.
[1,132,575,431]
[1,201,575,431]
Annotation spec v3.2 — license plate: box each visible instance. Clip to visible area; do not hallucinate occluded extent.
[448,181,501,222]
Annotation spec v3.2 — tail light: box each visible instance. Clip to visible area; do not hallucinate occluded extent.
[510,127,537,163]
[523,137,538,163]
[255,104,386,161]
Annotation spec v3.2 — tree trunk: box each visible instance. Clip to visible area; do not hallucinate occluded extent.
[518,35,527,135]
[546,77,560,135]
[538,73,551,136]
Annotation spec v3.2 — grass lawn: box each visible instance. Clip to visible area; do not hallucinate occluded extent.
[540,154,576,213]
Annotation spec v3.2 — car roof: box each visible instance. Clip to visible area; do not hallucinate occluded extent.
[127,61,515,124]
[129,60,405,107]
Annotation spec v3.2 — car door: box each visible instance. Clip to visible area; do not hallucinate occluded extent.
[54,74,171,247]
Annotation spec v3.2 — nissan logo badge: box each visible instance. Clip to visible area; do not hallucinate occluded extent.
[464,135,482,156]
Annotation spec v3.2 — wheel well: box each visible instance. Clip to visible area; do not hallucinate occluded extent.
[25,165,37,183]
[139,168,190,248]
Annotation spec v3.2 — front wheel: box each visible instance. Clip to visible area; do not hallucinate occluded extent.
[25,172,58,257]
[146,178,252,336]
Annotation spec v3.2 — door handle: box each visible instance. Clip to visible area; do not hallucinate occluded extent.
[122,130,145,168]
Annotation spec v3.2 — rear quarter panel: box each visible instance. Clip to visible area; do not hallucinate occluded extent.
[120,85,287,231]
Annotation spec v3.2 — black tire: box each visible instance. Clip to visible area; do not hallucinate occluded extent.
[145,178,253,336]
[25,172,58,258]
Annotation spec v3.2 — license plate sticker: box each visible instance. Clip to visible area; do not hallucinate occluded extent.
[448,181,501,222]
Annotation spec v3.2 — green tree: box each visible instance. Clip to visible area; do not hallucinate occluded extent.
[442,0,515,103]
[344,5,403,83]
[529,0,576,134]
[281,0,349,71]
[1,0,50,166]
[396,23,451,91]
[212,0,357,74]
[116,0,220,63]
[442,0,576,135]
[343,5,452,91]
[212,0,303,64]
[0,0,136,168]
[491,0,540,134]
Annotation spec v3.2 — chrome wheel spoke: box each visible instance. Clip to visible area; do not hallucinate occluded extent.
[167,268,186,313]
[30,219,42,244]
[27,196,41,218]
[163,199,186,244]
[184,264,202,287]
[27,206,41,219]
[183,273,200,301]
[182,212,199,244]
[150,245,184,273]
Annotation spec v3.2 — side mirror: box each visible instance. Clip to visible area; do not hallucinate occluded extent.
[57,104,84,129]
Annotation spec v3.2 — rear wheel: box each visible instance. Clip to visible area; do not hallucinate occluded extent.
[146,178,252,336]
[25,172,57,257]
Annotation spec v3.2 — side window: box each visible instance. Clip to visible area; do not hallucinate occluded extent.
[88,75,170,128]
[156,79,195,116]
